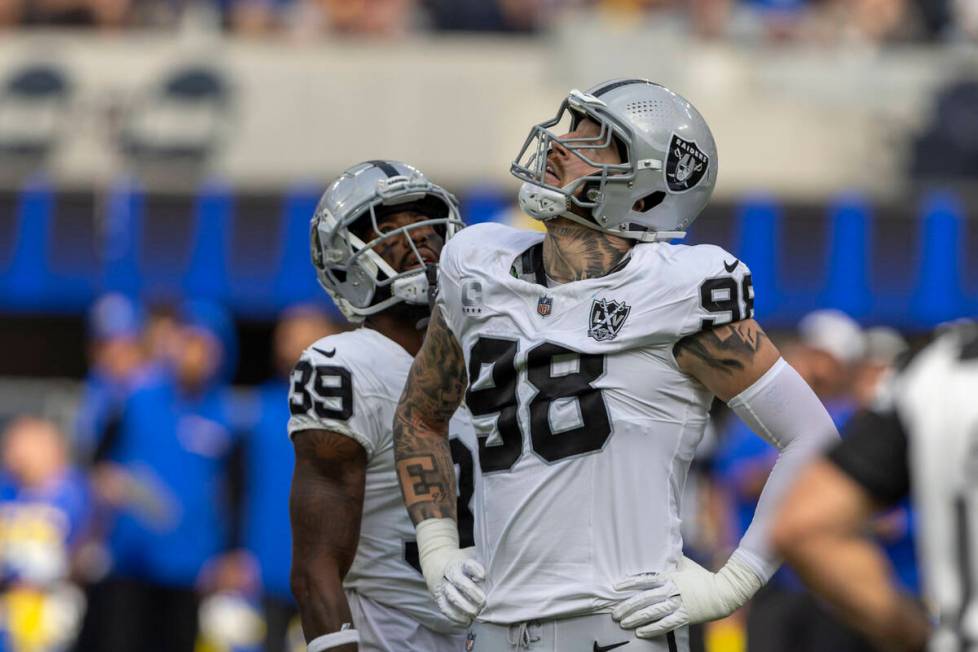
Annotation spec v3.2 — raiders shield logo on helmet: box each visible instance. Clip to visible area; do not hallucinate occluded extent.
[665,133,709,193]
[587,298,631,341]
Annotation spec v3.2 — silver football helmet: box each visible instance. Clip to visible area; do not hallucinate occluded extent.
[310,160,463,323]
[511,79,717,242]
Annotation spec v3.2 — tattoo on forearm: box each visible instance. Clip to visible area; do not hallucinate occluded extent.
[674,321,769,375]
[543,218,632,283]
[393,308,467,524]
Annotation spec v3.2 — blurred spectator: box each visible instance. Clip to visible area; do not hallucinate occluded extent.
[911,77,978,181]
[307,0,415,36]
[852,326,909,408]
[792,309,865,404]
[239,305,338,652]
[226,0,292,35]
[11,0,132,27]
[142,302,181,368]
[810,0,920,44]
[422,0,546,32]
[75,300,245,652]
[953,0,978,39]
[75,294,150,464]
[0,417,91,652]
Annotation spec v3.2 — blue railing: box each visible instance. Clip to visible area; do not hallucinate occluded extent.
[0,180,972,328]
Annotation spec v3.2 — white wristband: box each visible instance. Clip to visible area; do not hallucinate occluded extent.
[416,517,462,595]
[308,628,359,651]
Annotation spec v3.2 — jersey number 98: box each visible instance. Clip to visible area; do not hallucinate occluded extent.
[465,337,611,473]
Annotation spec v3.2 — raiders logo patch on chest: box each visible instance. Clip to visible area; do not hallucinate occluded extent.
[588,298,631,341]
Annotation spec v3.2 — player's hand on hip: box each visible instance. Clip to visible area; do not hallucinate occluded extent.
[416,519,486,626]
[611,571,686,638]
[612,555,763,638]
[431,547,486,626]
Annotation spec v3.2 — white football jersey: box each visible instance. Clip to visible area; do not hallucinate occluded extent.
[287,327,478,636]
[437,222,755,623]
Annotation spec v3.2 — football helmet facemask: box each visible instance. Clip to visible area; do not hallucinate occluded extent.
[311,160,463,323]
[511,79,717,242]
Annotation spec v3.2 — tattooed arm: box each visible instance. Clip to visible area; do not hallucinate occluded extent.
[393,306,467,525]
[675,318,839,582]
[290,429,366,651]
[393,307,486,624]
[673,318,781,400]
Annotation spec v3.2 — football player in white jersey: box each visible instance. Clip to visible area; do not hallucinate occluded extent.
[288,160,478,652]
[392,79,842,651]
[773,323,978,652]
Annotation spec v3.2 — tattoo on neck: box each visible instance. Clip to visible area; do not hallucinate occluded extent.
[542,219,632,283]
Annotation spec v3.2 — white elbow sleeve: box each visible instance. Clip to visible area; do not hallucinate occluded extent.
[727,358,839,452]
[725,358,841,580]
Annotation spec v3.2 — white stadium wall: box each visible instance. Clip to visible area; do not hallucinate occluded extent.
[0,26,968,198]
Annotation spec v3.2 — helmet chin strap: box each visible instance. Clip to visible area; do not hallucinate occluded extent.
[518,181,683,243]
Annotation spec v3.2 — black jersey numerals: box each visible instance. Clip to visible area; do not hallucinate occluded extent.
[527,343,611,462]
[465,337,523,472]
[465,337,611,473]
[289,359,353,420]
[404,436,476,574]
[699,273,754,329]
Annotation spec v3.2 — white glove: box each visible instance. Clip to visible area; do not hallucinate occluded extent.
[611,554,763,639]
[416,518,486,626]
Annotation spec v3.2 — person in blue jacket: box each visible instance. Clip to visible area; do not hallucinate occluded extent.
[75,294,151,463]
[76,300,243,652]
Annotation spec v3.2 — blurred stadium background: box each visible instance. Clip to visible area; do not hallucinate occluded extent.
[0,0,974,651]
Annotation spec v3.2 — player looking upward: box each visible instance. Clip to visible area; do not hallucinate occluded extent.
[288,161,477,652]
[393,80,840,651]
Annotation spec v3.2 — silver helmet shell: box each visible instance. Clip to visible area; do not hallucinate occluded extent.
[310,160,463,323]
[511,79,717,242]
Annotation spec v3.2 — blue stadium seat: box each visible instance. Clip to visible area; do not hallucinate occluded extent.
[733,196,782,325]
[912,191,965,327]
[183,181,233,302]
[100,178,144,300]
[462,186,511,225]
[0,177,56,310]
[273,186,333,313]
[822,194,871,320]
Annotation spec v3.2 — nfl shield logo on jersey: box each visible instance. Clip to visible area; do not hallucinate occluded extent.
[665,133,709,193]
[587,298,631,341]
[465,632,476,651]
[537,295,553,316]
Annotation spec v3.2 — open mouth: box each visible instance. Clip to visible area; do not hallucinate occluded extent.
[545,163,560,185]
[401,247,438,270]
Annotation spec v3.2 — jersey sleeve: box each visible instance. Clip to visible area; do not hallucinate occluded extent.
[826,408,911,507]
[286,342,384,456]
[674,245,756,339]
[435,223,497,339]
[435,242,464,339]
